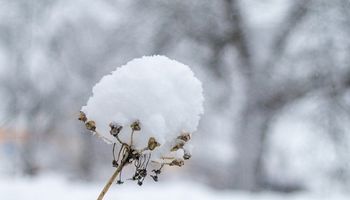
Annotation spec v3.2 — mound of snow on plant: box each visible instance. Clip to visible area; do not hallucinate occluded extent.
[82,55,204,158]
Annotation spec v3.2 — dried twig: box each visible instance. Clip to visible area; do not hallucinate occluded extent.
[97,150,130,200]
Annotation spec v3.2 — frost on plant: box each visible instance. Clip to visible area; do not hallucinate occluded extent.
[79,55,204,199]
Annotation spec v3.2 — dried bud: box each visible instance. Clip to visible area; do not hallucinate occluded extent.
[183,153,191,160]
[85,120,96,131]
[78,111,87,122]
[177,132,191,142]
[148,137,160,151]
[183,148,192,160]
[137,181,143,186]
[171,140,185,151]
[170,159,184,167]
[151,175,158,182]
[109,122,123,136]
[130,120,141,131]
[131,175,137,181]
[131,170,140,181]
[131,150,141,160]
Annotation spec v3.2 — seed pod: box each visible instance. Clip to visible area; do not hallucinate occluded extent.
[170,159,184,167]
[183,148,192,160]
[78,111,87,122]
[177,132,191,142]
[151,175,158,182]
[137,181,143,186]
[109,122,123,136]
[148,137,160,151]
[85,120,96,131]
[130,120,141,131]
[183,153,191,160]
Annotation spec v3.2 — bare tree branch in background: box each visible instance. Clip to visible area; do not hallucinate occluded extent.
[219,0,312,191]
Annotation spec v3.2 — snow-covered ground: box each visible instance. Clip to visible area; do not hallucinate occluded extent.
[0,174,348,200]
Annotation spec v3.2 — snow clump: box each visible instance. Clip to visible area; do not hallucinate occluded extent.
[80,55,204,162]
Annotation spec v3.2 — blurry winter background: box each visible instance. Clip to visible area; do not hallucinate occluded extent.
[1,0,350,199]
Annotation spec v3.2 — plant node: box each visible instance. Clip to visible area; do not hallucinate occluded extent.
[112,160,119,167]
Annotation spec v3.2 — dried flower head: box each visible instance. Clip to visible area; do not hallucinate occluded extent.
[177,132,191,142]
[169,159,185,167]
[147,137,160,151]
[109,122,123,136]
[130,120,141,131]
[78,111,87,122]
[85,120,96,132]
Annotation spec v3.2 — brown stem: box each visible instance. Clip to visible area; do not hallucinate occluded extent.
[97,150,129,200]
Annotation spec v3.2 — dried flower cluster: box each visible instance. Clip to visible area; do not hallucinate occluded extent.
[79,111,192,187]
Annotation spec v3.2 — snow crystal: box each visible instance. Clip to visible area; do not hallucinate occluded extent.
[81,55,204,159]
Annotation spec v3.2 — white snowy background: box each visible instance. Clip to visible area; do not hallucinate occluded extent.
[1,0,350,199]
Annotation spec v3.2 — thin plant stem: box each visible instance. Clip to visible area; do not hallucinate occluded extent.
[116,144,125,162]
[130,130,134,146]
[97,150,129,200]
[112,143,116,161]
